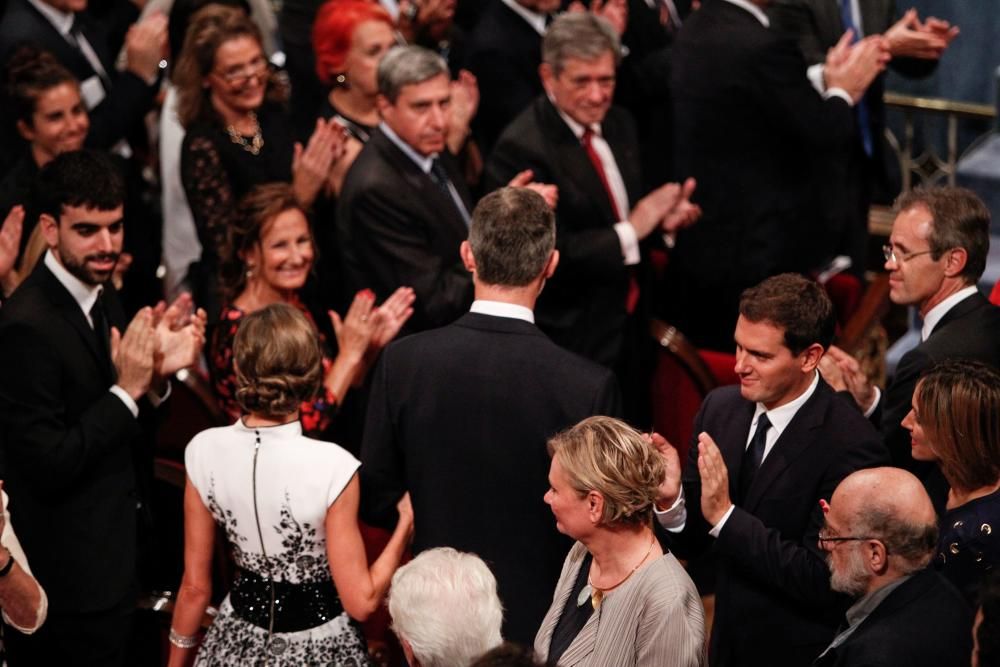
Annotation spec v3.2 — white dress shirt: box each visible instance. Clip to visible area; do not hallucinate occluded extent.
[26,0,109,109]
[500,0,549,35]
[470,299,535,323]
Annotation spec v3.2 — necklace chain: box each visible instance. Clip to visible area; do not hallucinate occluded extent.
[226,111,264,156]
[585,536,657,610]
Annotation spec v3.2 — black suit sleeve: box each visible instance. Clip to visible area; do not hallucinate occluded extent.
[0,319,139,496]
[358,350,405,529]
[84,71,157,151]
[879,346,927,468]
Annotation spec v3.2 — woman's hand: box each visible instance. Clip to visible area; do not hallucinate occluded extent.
[396,492,415,538]
[370,287,416,351]
[292,119,346,208]
[329,289,377,365]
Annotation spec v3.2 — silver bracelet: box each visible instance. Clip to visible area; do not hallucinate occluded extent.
[169,628,200,649]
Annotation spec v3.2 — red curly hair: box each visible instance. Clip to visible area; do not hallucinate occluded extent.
[312,0,394,85]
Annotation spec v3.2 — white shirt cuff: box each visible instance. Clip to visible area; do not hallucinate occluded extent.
[823,87,854,105]
[147,380,172,408]
[613,222,641,266]
[653,488,687,533]
[863,387,881,418]
[807,63,826,95]
[110,386,139,418]
[708,504,736,537]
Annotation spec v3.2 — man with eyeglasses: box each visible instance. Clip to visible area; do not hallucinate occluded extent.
[813,467,972,666]
[822,186,1000,508]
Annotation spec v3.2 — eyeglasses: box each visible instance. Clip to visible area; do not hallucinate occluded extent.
[882,244,934,264]
[213,56,269,84]
[815,530,883,550]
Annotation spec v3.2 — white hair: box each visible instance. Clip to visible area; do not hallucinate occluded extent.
[388,548,504,667]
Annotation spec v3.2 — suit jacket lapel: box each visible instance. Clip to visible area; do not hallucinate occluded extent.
[744,381,830,510]
[539,99,618,222]
[372,130,469,238]
[721,399,757,502]
[602,115,641,207]
[37,263,113,382]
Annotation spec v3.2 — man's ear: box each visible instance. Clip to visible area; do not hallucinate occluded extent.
[543,249,559,280]
[800,342,824,374]
[867,539,889,576]
[15,119,35,143]
[460,240,476,274]
[539,62,554,94]
[942,247,968,279]
[376,93,391,119]
[39,213,59,250]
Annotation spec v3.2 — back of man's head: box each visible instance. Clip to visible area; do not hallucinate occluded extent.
[34,149,125,222]
[389,547,504,667]
[834,467,938,586]
[468,188,555,287]
[542,12,620,76]
[377,45,449,104]
[895,186,991,284]
[738,273,836,354]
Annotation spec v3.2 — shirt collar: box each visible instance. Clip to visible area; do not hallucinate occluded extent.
[500,0,549,36]
[845,575,912,629]
[921,285,979,341]
[470,299,535,324]
[234,417,304,438]
[379,122,435,173]
[720,0,770,27]
[751,371,820,435]
[44,249,102,318]
[553,104,600,141]
[27,0,74,36]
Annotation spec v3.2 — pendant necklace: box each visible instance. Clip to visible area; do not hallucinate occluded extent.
[226,111,264,155]
[578,536,657,610]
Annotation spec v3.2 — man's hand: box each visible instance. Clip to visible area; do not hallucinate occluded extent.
[155,294,207,377]
[697,432,733,527]
[885,9,957,60]
[125,13,168,83]
[0,206,24,295]
[293,118,346,207]
[508,169,559,209]
[591,0,628,36]
[825,345,877,412]
[113,307,157,400]
[824,34,889,103]
[647,432,681,509]
[661,177,701,233]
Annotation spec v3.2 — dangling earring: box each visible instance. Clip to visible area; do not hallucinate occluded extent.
[246,264,255,279]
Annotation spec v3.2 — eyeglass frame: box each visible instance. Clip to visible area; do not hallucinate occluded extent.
[881,244,936,264]
[814,530,888,552]
[212,55,270,85]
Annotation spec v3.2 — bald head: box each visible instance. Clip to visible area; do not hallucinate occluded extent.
[825,468,938,596]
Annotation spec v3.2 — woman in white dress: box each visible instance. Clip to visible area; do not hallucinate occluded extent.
[167,303,413,666]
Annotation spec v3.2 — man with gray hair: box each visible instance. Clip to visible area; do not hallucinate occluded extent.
[338,45,553,334]
[484,12,700,398]
[388,547,504,667]
[813,467,972,666]
[361,187,620,645]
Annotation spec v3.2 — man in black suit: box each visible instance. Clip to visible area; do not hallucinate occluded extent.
[655,273,889,667]
[360,187,621,645]
[464,0,559,153]
[823,186,1000,506]
[339,45,553,334]
[0,0,166,155]
[485,12,699,374]
[813,466,972,666]
[663,0,887,352]
[769,0,958,276]
[0,151,205,666]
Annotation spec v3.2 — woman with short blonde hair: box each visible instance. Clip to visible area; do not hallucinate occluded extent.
[536,416,706,667]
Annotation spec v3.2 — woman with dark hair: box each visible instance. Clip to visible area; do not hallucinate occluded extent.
[902,359,1000,603]
[210,182,413,436]
[169,302,414,666]
[174,6,343,316]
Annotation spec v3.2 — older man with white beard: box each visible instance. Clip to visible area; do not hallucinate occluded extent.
[814,467,972,666]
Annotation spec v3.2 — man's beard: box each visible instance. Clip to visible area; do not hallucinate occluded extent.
[60,249,119,286]
[828,546,871,598]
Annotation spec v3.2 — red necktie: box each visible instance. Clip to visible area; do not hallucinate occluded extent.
[581,128,639,314]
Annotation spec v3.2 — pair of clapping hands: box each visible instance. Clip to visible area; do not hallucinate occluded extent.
[649,430,733,527]
[115,294,208,401]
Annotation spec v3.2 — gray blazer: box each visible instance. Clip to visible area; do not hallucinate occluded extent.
[534,542,707,667]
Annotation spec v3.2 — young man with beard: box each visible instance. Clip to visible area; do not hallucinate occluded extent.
[0,150,206,666]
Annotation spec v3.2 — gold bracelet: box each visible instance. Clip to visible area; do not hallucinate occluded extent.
[168,628,200,649]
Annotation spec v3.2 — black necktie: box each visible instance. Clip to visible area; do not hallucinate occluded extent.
[428,159,470,225]
[90,291,114,377]
[739,413,771,502]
